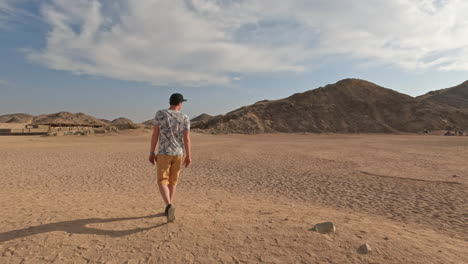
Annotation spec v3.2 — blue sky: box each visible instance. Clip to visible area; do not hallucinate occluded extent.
[1,0,467,122]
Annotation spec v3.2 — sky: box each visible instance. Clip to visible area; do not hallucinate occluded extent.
[1,0,468,122]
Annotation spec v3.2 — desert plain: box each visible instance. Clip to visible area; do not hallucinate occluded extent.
[0,131,467,264]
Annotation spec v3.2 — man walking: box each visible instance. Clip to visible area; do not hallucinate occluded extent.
[149,93,191,223]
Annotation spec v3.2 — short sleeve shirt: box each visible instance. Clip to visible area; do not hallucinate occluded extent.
[154,109,190,156]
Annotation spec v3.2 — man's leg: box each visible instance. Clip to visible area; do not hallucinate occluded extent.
[168,156,183,204]
[157,155,172,206]
[168,184,176,204]
[158,183,171,205]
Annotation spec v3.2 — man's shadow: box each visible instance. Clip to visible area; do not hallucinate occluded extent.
[0,213,166,243]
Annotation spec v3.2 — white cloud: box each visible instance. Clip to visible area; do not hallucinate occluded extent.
[0,0,16,28]
[27,0,468,86]
[0,0,42,29]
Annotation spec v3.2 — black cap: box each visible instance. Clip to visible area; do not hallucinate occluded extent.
[169,93,187,105]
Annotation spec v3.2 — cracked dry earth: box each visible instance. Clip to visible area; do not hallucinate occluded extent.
[0,132,467,263]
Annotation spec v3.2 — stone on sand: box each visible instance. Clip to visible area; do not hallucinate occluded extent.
[314,222,336,234]
[357,243,372,254]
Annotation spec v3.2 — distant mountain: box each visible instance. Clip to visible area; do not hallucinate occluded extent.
[142,119,154,126]
[191,113,213,122]
[111,117,135,125]
[0,113,34,123]
[3,79,468,134]
[99,118,112,124]
[32,112,108,126]
[110,117,142,129]
[418,80,468,109]
[193,79,468,134]
[0,112,140,127]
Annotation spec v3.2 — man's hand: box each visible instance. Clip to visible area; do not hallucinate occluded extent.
[149,125,160,165]
[149,153,157,165]
[183,156,191,168]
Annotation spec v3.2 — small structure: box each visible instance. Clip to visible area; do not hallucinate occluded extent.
[0,123,103,136]
[0,124,50,135]
[444,130,456,136]
[40,123,103,128]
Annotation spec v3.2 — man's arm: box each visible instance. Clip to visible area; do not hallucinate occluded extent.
[183,130,191,168]
[149,125,160,165]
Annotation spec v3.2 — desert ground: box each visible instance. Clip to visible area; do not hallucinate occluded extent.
[0,132,467,263]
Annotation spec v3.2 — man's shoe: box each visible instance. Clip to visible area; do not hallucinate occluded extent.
[167,205,176,223]
[164,204,171,216]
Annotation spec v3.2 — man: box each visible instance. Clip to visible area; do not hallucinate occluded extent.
[149,93,191,223]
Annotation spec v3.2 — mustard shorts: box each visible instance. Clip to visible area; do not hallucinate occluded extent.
[157,154,184,185]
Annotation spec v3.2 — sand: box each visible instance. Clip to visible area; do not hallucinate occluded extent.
[0,133,467,263]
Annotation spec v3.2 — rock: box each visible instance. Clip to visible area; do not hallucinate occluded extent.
[3,248,14,256]
[105,126,119,133]
[357,243,372,254]
[93,128,108,134]
[73,130,93,136]
[81,131,87,136]
[314,222,336,234]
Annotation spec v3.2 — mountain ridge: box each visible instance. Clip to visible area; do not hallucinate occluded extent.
[417,80,468,109]
[0,112,134,127]
[3,79,468,134]
[193,79,468,134]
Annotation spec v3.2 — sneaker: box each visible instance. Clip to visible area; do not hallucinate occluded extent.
[167,205,176,223]
[164,204,171,216]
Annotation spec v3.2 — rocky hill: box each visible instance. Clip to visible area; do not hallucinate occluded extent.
[31,112,108,126]
[3,79,468,134]
[111,117,134,125]
[111,117,140,129]
[141,119,154,126]
[0,113,34,123]
[0,112,140,128]
[99,119,112,125]
[191,113,213,122]
[418,80,468,109]
[193,79,468,134]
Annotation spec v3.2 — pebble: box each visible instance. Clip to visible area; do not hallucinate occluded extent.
[314,222,336,234]
[357,243,372,254]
